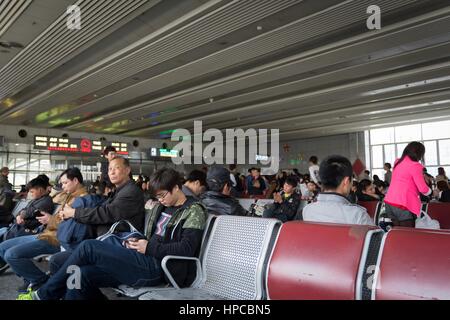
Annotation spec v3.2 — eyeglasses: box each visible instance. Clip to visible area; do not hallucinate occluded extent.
[155,191,169,200]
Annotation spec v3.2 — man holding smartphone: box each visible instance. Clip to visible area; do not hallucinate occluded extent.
[0,177,54,276]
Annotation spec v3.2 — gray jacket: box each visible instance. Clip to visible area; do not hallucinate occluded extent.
[302,192,375,226]
[0,175,12,191]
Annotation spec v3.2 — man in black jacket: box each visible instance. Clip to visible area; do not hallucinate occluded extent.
[3,177,54,239]
[99,146,116,185]
[59,156,144,235]
[39,156,145,279]
[201,166,247,216]
[19,168,207,300]
[262,176,300,222]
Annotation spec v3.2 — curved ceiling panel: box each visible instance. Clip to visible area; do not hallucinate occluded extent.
[0,0,450,141]
[0,0,32,38]
[0,0,155,100]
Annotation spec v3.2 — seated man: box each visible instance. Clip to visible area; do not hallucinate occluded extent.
[45,156,145,277]
[435,180,450,202]
[301,155,374,226]
[0,168,87,292]
[59,156,145,236]
[201,166,247,216]
[263,176,300,222]
[18,168,207,300]
[2,177,54,242]
[357,179,381,201]
[182,170,207,201]
[247,168,266,196]
[0,177,54,274]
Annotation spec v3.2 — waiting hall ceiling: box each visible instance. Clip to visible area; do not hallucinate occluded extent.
[1,0,450,141]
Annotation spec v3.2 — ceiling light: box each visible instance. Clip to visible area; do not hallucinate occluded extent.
[367,75,450,95]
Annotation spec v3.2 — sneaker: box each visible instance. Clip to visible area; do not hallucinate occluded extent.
[0,260,9,275]
[16,289,40,300]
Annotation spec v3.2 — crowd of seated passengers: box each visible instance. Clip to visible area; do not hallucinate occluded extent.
[18,167,207,300]
[2,142,449,300]
[1,156,145,297]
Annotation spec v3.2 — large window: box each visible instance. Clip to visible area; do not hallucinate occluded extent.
[366,120,450,181]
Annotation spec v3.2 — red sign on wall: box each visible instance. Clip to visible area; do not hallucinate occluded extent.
[80,139,92,153]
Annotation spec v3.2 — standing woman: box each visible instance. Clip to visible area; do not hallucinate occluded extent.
[384,142,432,227]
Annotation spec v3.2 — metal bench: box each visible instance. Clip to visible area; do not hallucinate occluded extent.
[113,214,218,298]
[139,215,281,300]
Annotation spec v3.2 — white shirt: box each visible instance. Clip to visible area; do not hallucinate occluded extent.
[230,173,237,187]
[309,165,320,185]
[302,193,375,226]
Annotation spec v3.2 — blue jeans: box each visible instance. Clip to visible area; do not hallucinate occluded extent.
[0,235,37,264]
[37,239,164,300]
[0,227,8,241]
[0,235,60,284]
[49,251,72,275]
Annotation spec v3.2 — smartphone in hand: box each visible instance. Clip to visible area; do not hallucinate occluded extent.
[34,209,44,217]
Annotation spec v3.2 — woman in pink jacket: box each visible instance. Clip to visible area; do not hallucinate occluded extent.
[384,142,432,227]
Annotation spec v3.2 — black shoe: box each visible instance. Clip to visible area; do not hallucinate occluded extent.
[17,279,30,293]
[0,260,9,275]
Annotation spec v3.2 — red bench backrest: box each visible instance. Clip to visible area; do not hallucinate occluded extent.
[266,221,376,300]
[427,202,450,230]
[357,201,379,220]
[373,228,450,300]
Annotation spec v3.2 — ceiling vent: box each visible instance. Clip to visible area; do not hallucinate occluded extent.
[0,0,32,38]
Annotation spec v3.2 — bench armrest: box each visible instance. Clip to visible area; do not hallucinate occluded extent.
[161,255,202,289]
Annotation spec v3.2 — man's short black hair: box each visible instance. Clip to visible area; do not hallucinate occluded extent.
[319,155,353,190]
[358,179,372,193]
[373,180,386,189]
[102,145,117,156]
[37,174,51,187]
[27,177,49,190]
[309,156,318,164]
[284,176,298,188]
[150,168,182,192]
[186,170,207,186]
[61,167,83,184]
